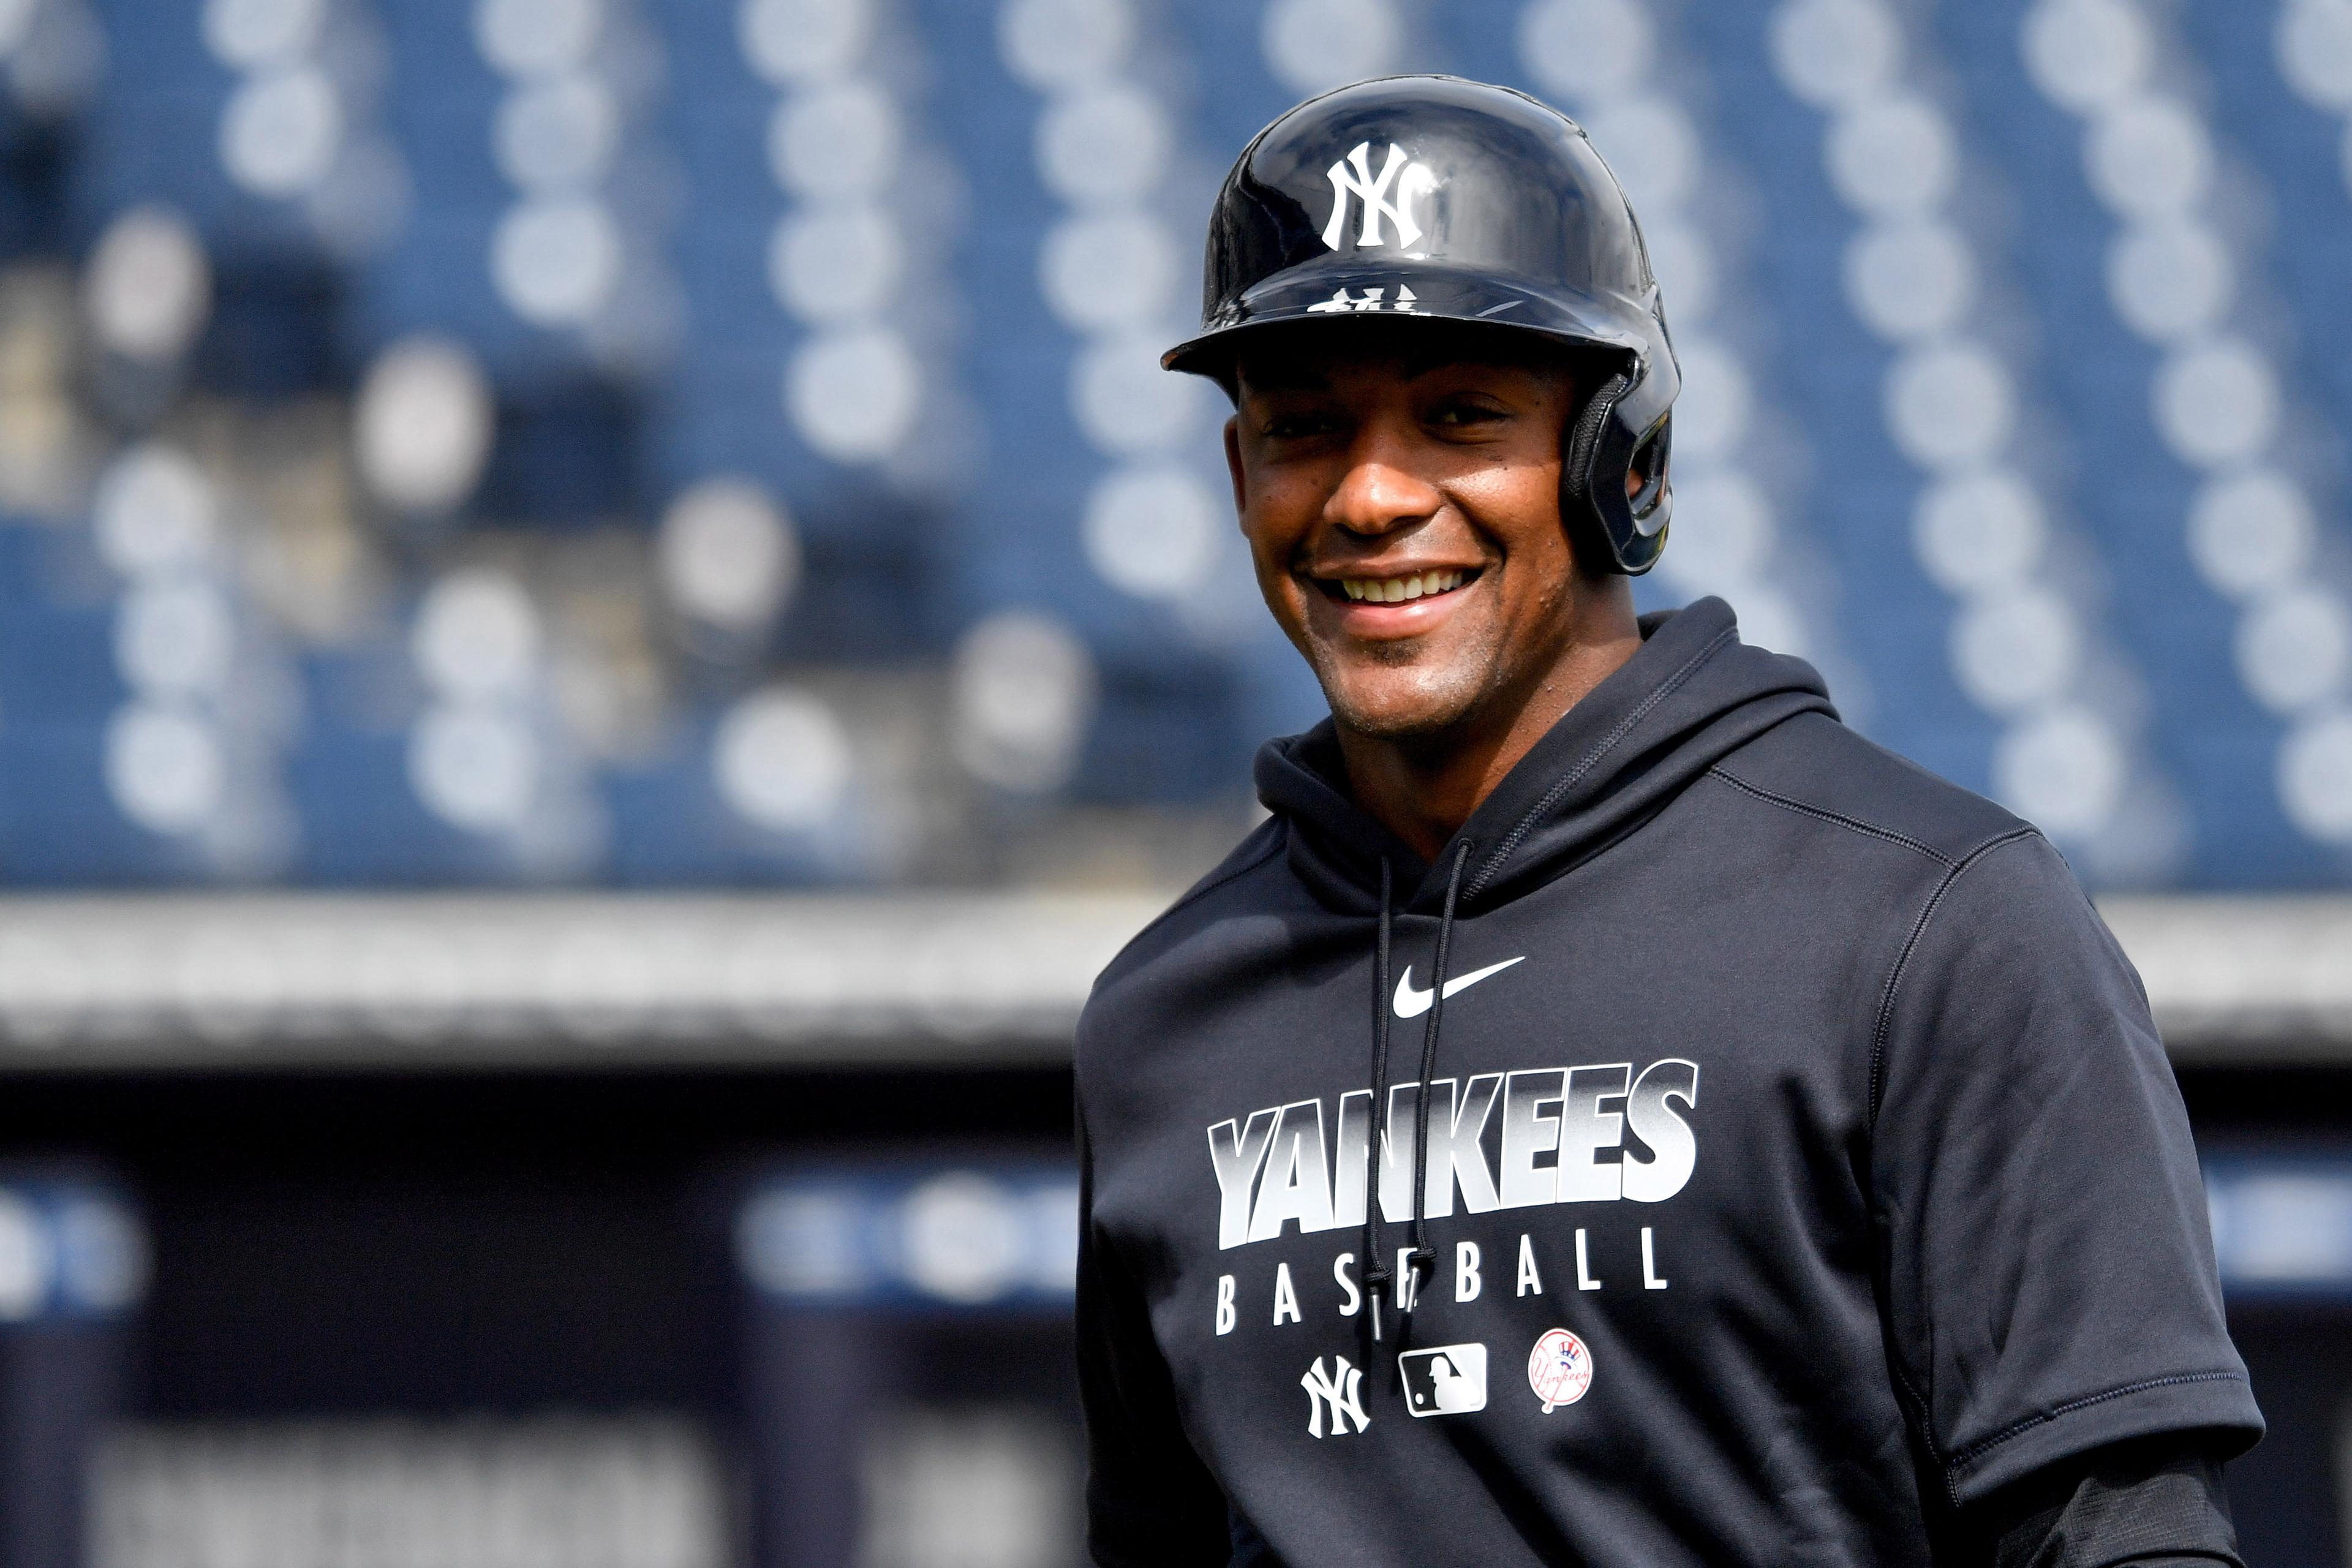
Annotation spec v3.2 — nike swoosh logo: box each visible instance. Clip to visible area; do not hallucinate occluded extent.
[1392,957,1526,1019]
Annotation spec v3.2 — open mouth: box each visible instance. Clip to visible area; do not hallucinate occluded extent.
[1320,568,1480,604]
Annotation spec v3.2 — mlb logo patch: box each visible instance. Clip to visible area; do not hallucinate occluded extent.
[1396,1343,1488,1417]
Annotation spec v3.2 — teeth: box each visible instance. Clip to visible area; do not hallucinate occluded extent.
[1339,570,1465,603]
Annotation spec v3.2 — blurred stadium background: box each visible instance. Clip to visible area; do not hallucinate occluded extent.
[0,0,2346,1561]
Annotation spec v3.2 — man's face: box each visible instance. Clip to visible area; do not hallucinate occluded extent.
[1225,326,1592,742]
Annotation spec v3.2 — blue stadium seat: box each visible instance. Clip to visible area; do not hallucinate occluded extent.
[0,724,211,883]
[1,0,2342,886]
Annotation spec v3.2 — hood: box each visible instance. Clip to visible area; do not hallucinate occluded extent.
[1253,597,1834,916]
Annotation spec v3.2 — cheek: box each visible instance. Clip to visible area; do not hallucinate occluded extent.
[1239,511,1296,589]
[1238,473,1322,565]
[1236,506,1308,616]
[1469,469,1572,580]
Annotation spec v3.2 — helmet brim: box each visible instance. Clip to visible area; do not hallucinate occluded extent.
[1161,258,1654,376]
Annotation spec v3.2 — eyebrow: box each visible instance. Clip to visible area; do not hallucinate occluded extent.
[1238,364,1329,393]
[1403,348,1497,380]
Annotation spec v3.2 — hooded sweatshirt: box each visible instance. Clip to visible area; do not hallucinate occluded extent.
[1074,599,2260,1568]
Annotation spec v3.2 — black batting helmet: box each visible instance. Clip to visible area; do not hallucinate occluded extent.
[1164,75,1678,575]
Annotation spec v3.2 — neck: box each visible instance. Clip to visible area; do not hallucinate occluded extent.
[1335,595,1642,865]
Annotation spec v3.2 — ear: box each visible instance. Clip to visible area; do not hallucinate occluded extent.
[1223,415,1247,526]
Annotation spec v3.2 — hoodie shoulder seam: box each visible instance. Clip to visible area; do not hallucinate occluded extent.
[1866,826,2041,1128]
[1704,766,1956,867]
[1096,822,1287,984]
[1466,624,1738,898]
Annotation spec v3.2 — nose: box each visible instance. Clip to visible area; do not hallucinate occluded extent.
[1324,417,1441,538]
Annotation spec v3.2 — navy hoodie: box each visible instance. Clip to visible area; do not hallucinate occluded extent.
[1074,600,2260,1567]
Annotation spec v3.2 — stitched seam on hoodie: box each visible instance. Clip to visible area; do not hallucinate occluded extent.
[1858,831,2034,1491]
[1884,1340,1941,1472]
[1103,825,1286,969]
[1705,767,1954,867]
[1942,1370,2249,1473]
[1466,625,1738,898]
[1866,827,2038,1129]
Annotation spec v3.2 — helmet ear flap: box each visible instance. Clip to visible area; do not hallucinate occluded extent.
[1627,417,1670,523]
[1562,371,1670,576]
[1564,371,1628,498]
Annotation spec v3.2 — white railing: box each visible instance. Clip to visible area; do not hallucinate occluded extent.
[0,891,2339,1066]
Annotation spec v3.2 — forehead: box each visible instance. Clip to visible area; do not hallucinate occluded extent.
[1231,323,1572,393]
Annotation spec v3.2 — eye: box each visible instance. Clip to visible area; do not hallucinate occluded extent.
[1428,396,1509,429]
[1263,409,1342,440]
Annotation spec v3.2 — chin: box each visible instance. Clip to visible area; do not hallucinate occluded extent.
[1320,665,1489,741]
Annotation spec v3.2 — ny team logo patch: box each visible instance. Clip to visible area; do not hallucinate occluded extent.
[1398,1343,1487,1417]
[1528,1328,1593,1413]
[1300,1354,1371,1437]
[1321,141,1435,251]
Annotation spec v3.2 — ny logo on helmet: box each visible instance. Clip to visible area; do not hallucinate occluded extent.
[1306,284,1417,314]
[1321,141,1435,252]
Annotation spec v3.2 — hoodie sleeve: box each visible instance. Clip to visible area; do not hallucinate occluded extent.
[1869,831,2263,1509]
[1076,1094,1232,1567]
[1973,1435,2244,1567]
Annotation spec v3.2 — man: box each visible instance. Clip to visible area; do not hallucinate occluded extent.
[1073,76,2260,1566]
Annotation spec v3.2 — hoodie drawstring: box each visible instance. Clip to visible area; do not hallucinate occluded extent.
[1406,843,1474,1315]
[1362,858,1395,1342]
[1359,841,1472,1349]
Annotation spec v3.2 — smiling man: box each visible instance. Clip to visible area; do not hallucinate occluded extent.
[1221,326,1643,865]
[1073,77,2260,1567]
